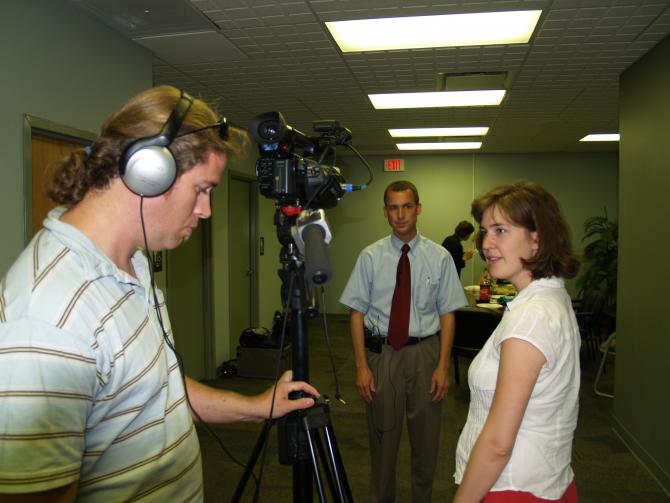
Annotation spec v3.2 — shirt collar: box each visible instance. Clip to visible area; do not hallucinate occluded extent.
[43,206,148,288]
[506,276,565,311]
[391,231,421,252]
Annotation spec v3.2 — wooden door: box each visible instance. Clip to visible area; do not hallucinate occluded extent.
[31,133,88,235]
[228,177,259,354]
[229,176,254,351]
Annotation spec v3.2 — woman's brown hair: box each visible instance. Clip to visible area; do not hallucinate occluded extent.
[48,85,250,206]
[471,181,580,279]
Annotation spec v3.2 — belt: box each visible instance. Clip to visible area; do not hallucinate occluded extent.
[381,333,438,345]
[364,329,437,353]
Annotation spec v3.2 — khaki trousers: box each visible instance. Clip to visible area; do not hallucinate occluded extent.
[365,336,443,503]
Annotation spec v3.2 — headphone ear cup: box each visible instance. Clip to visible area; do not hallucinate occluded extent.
[118,89,193,197]
[120,142,177,197]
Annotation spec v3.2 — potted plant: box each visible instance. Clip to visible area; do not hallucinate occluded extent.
[576,208,618,336]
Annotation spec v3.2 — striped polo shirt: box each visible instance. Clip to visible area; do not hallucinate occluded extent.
[0,207,202,501]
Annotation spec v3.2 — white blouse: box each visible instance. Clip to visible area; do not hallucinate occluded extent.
[454,277,581,499]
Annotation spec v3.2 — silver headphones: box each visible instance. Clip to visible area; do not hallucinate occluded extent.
[119,90,194,197]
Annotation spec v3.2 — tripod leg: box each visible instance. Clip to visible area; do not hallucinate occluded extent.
[231,420,271,503]
[293,460,314,503]
[304,420,328,503]
[302,404,353,503]
[313,434,337,497]
[322,423,353,502]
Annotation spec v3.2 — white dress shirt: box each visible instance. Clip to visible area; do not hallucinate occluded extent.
[454,277,581,499]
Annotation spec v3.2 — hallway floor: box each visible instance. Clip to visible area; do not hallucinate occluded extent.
[197,316,668,502]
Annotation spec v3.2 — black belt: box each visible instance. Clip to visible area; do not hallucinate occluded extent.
[364,328,437,352]
[382,333,437,345]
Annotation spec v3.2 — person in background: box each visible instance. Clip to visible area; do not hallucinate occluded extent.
[340,180,467,503]
[442,220,476,277]
[453,181,581,503]
[0,86,318,502]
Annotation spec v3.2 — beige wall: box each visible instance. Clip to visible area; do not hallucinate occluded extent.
[616,34,670,494]
[0,0,152,275]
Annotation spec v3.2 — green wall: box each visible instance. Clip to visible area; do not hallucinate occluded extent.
[616,34,670,493]
[0,1,152,275]
[323,152,618,314]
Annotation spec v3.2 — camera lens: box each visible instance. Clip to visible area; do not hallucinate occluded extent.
[249,111,287,145]
[260,121,280,141]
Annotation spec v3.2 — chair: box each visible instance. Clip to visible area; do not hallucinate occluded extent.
[594,332,616,398]
[575,311,599,361]
[452,306,502,385]
[575,310,616,361]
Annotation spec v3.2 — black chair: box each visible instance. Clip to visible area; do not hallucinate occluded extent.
[575,311,598,361]
[574,311,616,363]
[452,306,502,385]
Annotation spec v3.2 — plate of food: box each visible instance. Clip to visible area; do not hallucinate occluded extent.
[476,303,504,310]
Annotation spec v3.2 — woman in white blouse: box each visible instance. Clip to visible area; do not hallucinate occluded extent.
[453,181,581,503]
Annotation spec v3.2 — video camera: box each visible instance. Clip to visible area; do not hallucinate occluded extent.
[249,111,352,209]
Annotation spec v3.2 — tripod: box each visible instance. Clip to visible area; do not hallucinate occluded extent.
[232,209,353,503]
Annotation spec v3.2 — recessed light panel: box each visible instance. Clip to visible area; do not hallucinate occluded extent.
[580,134,620,142]
[389,127,489,137]
[370,91,505,109]
[396,142,482,150]
[326,10,541,52]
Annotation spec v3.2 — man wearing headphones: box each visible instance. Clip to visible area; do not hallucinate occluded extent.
[0,86,318,502]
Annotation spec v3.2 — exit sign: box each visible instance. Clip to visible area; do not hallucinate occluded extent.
[384,159,405,172]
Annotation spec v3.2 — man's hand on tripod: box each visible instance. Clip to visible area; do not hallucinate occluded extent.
[261,370,320,419]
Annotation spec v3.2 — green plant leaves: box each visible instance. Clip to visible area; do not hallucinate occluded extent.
[577,211,618,320]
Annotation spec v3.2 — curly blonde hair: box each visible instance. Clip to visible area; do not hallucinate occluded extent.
[48,86,250,205]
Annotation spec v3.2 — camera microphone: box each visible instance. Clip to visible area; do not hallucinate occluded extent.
[291,209,332,285]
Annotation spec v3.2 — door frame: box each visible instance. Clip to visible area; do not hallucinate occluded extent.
[23,114,95,244]
[200,218,215,379]
[228,171,260,329]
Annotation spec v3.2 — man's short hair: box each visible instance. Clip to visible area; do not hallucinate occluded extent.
[454,221,475,239]
[383,180,419,206]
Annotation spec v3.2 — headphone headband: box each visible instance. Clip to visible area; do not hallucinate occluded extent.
[160,91,194,142]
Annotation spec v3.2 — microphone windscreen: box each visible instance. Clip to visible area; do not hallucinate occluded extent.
[302,224,331,285]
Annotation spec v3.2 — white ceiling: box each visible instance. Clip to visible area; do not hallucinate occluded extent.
[70,0,670,155]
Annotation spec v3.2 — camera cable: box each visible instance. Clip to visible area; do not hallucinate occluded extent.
[250,271,295,503]
[318,286,346,405]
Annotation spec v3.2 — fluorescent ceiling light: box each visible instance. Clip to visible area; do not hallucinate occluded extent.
[389,127,489,137]
[326,10,541,52]
[580,133,620,142]
[370,90,505,109]
[397,142,482,151]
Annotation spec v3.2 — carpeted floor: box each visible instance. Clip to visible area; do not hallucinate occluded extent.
[197,317,669,502]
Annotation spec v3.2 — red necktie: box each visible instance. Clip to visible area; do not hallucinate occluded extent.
[387,244,411,350]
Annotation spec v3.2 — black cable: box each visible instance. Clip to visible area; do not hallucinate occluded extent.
[343,142,374,188]
[251,270,295,503]
[138,196,259,490]
[318,287,345,405]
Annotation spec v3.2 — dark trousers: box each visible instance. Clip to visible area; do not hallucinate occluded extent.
[365,336,443,503]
